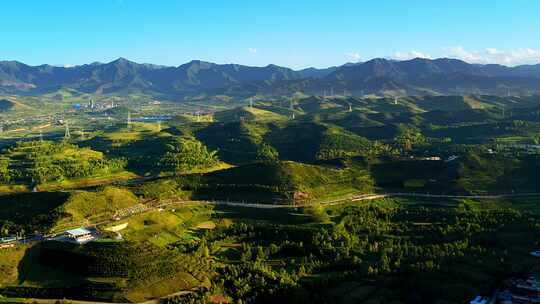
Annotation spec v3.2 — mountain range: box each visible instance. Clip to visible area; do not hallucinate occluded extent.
[1,57,540,98]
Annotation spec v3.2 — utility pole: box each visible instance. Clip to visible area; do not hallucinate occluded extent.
[394,97,398,105]
[348,103,352,112]
[196,112,201,122]
[127,111,131,128]
[157,120,161,132]
[249,97,253,109]
[39,130,43,142]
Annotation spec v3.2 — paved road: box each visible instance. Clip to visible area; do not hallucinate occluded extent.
[190,192,540,209]
[12,191,540,244]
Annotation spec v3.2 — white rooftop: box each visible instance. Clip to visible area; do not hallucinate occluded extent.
[66,228,91,236]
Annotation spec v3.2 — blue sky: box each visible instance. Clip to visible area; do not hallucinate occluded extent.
[2,0,540,68]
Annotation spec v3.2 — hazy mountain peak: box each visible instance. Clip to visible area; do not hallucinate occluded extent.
[1,57,540,96]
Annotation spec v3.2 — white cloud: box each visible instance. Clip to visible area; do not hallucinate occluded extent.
[392,50,433,60]
[248,48,258,54]
[444,46,540,65]
[345,52,361,62]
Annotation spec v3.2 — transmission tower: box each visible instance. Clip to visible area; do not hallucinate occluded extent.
[127,111,132,128]
[64,121,71,139]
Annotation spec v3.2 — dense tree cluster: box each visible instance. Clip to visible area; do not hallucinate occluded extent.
[0,157,10,183]
[137,179,186,201]
[167,201,540,303]
[0,141,126,184]
[159,137,219,174]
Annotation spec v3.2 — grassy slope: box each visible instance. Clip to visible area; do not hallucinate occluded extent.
[53,187,140,232]
[0,204,216,302]
[189,160,373,204]
[213,106,287,123]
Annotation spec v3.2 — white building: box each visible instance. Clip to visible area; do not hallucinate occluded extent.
[65,228,94,244]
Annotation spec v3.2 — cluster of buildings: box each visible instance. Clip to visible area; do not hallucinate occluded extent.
[497,277,540,303]
[407,155,460,162]
[2,227,98,250]
[72,99,118,111]
[0,236,19,249]
[470,296,488,304]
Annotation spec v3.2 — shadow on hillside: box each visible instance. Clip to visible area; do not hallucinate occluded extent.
[17,242,85,288]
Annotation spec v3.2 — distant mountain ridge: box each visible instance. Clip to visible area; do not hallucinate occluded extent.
[1,57,540,97]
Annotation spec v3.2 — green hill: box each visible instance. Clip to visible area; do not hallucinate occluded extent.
[0,140,127,185]
[295,96,342,113]
[53,186,140,231]
[184,160,373,204]
[0,186,139,236]
[195,121,272,164]
[1,240,212,302]
[0,192,70,235]
[370,153,540,194]
[213,106,287,123]
[265,122,377,162]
